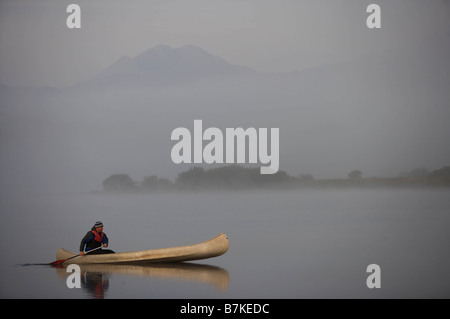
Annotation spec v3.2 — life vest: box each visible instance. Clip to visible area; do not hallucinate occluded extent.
[92,230,104,243]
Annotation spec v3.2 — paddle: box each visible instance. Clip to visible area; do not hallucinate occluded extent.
[50,245,103,266]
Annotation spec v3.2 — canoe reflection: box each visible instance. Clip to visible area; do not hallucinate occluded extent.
[56,262,229,298]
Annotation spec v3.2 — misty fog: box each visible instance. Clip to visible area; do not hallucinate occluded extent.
[1,0,450,299]
[1,39,450,195]
[1,1,450,196]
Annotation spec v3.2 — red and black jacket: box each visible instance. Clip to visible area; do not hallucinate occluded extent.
[80,227,109,252]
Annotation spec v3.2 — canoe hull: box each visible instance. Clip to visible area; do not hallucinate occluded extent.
[56,233,229,265]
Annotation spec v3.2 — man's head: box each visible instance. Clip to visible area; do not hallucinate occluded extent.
[94,221,104,232]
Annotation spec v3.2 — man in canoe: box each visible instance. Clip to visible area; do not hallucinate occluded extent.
[80,221,115,255]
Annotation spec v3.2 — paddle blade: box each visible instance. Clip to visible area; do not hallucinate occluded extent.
[50,259,67,266]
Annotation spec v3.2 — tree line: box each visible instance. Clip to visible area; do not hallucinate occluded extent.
[100,165,450,193]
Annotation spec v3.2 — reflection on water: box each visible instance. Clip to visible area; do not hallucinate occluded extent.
[81,271,110,299]
[55,263,229,298]
[3,189,450,298]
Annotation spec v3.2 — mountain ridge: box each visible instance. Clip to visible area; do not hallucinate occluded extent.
[80,45,257,88]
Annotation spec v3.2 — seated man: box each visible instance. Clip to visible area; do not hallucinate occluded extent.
[80,221,115,255]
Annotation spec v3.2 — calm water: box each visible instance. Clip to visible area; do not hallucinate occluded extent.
[1,188,449,298]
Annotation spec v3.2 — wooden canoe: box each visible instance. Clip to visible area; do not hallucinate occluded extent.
[56,233,229,265]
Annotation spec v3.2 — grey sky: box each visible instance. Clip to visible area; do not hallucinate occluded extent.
[1,0,449,87]
[0,0,449,194]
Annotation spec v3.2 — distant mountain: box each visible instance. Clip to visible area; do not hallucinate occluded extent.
[2,38,450,195]
[80,45,257,88]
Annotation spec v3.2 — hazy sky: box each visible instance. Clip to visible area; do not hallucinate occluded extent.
[0,0,449,194]
[1,0,449,87]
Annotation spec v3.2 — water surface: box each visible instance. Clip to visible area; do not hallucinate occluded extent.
[1,188,449,298]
